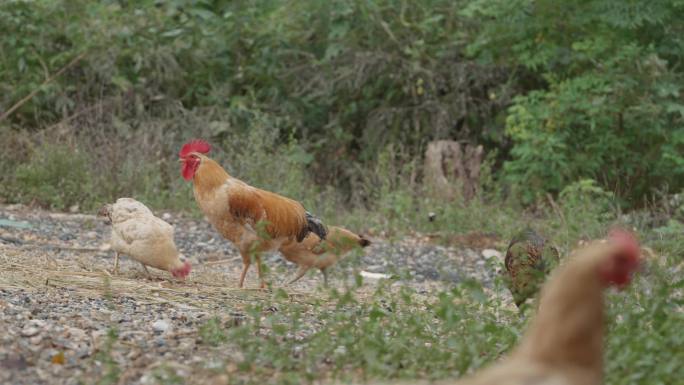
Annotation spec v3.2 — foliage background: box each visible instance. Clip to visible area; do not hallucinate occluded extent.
[3,0,682,215]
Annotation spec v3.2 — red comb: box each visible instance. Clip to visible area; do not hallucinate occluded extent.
[608,228,640,257]
[179,139,211,158]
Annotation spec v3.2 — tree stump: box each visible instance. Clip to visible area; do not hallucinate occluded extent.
[424,140,484,200]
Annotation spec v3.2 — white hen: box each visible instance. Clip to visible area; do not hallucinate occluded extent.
[99,198,191,279]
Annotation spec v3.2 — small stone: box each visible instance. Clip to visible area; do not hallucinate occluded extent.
[482,249,503,260]
[0,355,27,370]
[21,326,40,337]
[69,205,79,213]
[360,271,390,280]
[209,374,229,385]
[334,345,347,355]
[154,337,166,347]
[152,319,171,333]
[162,213,172,221]
[65,326,87,339]
[29,335,42,344]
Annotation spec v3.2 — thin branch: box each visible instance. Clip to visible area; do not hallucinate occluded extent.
[0,51,87,123]
[546,192,567,227]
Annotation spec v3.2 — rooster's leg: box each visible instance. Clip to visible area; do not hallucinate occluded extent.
[140,263,152,279]
[288,265,310,285]
[113,252,120,274]
[321,268,329,287]
[239,251,250,288]
[255,255,266,289]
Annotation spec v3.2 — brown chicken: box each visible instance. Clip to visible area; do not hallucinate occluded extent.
[179,139,327,288]
[279,226,371,285]
[439,229,641,385]
[504,228,560,308]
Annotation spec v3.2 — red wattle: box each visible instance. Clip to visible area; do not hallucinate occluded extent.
[182,164,194,180]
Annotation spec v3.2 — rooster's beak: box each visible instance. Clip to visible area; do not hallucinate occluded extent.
[178,158,185,163]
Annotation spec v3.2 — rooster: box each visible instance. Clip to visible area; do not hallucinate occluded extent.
[504,228,560,308]
[98,198,191,279]
[439,229,641,385]
[179,139,327,288]
[279,226,371,285]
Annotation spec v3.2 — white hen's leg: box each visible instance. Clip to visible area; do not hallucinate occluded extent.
[140,263,152,279]
[113,252,120,274]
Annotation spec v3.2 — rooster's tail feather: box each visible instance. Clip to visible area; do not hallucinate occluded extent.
[298,211,327,242]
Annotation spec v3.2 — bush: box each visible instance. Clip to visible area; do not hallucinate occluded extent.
[14,144,94,210]
[464,0,684,204]
[3,0,684,212]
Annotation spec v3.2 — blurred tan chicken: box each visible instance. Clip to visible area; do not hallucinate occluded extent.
[98,198,191,279]
[360,230,641,385]
[279,226,370,285]
[439,230,641,385]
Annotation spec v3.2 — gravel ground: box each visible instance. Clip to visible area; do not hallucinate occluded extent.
[0,204,507,384]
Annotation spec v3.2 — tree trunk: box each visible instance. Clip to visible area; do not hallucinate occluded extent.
[424,140,483,201]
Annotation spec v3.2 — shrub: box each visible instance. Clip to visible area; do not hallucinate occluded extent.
[14,144,94,210]
[464,0,684,203]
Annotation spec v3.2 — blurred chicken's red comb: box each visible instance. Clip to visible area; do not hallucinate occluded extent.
[179,139,211,158]
[608,228,640,259]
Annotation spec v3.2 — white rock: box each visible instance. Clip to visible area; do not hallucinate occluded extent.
[334,345,347,355]
[21,326,40,337]
[360,271,390,280]
[91,330,107,341]
[162,213,172,221]
[152,319,171,333]
[65,326,87,339]
[482,249,503,260]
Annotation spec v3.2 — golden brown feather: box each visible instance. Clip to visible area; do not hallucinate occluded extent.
[228,187,307,240]
[280,226,370,285]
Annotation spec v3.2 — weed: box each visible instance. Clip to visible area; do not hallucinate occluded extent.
[13,144,94,210]
[199,317,229,347]
[93,328,120,385]
[152,365,186,385]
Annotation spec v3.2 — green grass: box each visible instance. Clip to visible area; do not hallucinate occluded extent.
[185,192,682,385]
[179,252,682,385]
